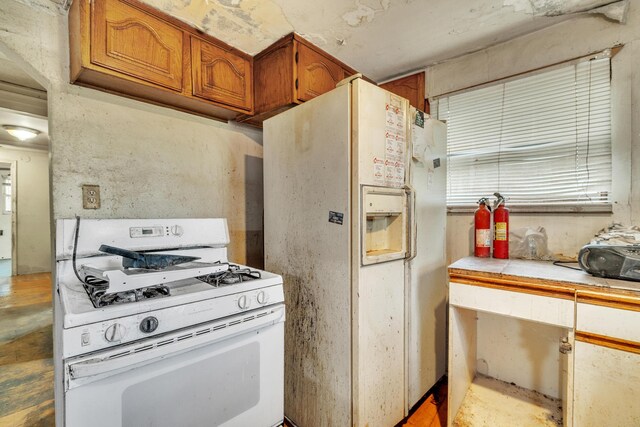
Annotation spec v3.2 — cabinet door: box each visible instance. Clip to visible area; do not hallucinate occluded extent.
[342,67,355,80]
[296,43,344,102]
[573,340,640,426]
[91,0,183,91]
[380,72,425,110]
[190,37,252,111]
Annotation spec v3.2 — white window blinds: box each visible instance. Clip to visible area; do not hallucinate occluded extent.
[433,56,611,208]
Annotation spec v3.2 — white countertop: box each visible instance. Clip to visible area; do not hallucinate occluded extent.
[448,257,640,295]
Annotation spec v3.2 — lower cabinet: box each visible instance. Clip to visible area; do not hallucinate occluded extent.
[573,341,640,426]
[449,282,640,427]
[573,293,640,426]
[448,282,574,427]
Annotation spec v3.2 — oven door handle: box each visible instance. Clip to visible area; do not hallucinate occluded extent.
[67,306,285,385]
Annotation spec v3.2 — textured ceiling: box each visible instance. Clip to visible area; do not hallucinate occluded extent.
[140,0,578,81]
[0,54,45,91]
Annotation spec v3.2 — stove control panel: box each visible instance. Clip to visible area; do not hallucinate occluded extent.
[62,283,285,358]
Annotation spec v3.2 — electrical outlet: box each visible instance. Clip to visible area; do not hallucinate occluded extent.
[82,185,100,209]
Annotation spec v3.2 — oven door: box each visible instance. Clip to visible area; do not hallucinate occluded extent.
[64,305,284,427]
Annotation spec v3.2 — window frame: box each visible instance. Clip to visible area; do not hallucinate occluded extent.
[1,174,11,215]
[431,50,614,214]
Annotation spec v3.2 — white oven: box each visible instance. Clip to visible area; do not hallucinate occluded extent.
[64,305,284,427]
[55,218,286,427]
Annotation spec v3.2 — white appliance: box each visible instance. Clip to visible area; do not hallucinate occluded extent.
[263,78,447,426]
[407,108,448,408]
[53,218,285,427]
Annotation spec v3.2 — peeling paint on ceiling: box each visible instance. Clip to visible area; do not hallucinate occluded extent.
[138,0,625,81]
[504,0,629,22]
[341,0,392,27]
[141,0,295,52]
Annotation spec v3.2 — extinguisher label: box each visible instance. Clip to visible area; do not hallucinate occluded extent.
[476,229,491,247]
[495,222,508,241]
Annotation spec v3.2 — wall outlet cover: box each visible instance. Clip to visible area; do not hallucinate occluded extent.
[82,185,100,209]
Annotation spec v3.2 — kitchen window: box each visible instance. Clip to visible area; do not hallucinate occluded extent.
[431,52,612,212]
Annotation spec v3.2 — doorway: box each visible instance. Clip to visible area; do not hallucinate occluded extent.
[0,50,51,277]
[0,161,14,276]
[0,46,53,425]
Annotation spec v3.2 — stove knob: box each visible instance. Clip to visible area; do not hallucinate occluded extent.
[257,291,268,305]
[170,225,183,236]
[140,316,159,334]
[104,323,126,342]
[238,295,250,310]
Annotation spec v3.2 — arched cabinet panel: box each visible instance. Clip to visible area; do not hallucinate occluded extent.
[191,37,252,111]
[91,0,183,91]
[296,43,344,103]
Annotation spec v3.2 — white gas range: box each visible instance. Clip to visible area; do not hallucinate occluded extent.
[54,218,285,427]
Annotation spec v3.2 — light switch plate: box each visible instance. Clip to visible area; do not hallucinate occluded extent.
[82,185,100,209]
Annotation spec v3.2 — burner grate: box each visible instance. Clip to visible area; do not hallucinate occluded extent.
[84,283,171,308]
[197,264,261,287]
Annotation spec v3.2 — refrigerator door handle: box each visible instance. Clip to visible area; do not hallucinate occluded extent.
[405,185,417,261]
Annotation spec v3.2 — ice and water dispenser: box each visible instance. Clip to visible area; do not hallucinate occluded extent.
[361,186,410,265]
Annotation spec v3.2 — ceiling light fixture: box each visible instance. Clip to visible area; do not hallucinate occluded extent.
[1,125,40,141]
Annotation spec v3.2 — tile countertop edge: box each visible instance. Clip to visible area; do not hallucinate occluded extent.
[448,257,640,298]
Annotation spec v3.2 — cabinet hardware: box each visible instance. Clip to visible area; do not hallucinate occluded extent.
[295,51,299,63]
[559,337,572,354]
[295,79,299,90]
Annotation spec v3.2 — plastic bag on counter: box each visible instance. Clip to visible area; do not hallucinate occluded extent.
[509,227,551,260]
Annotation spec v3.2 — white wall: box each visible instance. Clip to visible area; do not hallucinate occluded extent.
[0,149,50,272]
[426,6,640,263]
[0,0,265,268]
[8,148,50,273]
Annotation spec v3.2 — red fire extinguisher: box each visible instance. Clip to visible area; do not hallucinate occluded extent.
[474,198,491,258]
[492,193,509,259]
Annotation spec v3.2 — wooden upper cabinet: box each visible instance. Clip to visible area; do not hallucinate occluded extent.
[242,33,359,125]
[70,0,253,121]
[253,43,293,114]
[91,0,183,91]
[190,37,252,111]
[380,71,425,110]
[296,43,345,103]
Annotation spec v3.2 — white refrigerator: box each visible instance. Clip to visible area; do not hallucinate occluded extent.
[264,78,447,427]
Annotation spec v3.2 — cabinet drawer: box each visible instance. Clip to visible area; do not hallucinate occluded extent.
[576,293,640,342]
[449,281,574,327]
[91,0,184,91]
[190,37,252,112]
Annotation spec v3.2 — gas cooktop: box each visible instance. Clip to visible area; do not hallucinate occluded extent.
[83,264,264,308]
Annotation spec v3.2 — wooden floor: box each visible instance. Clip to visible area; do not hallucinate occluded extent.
[284,378,448,426]
[0,273,54,427]
[402,377,448,427]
